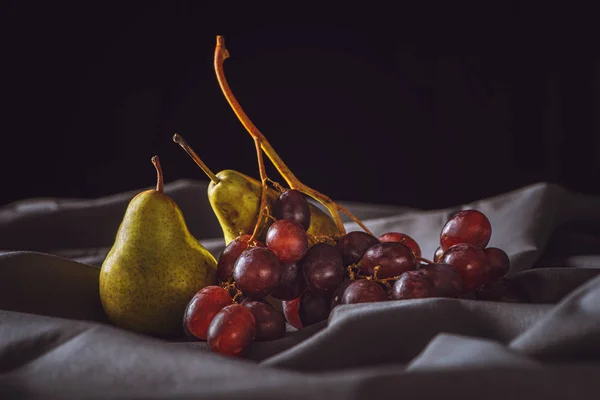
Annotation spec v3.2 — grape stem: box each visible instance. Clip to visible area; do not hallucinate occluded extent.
[151,156,164,193]
[418,257,434,264]
[249,138,270,242]
[214,35,374,237]
[232,289,244,303]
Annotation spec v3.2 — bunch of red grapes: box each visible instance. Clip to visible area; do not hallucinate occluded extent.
[183,190,517,357]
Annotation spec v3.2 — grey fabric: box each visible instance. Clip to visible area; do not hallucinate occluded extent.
[1,181,600,399]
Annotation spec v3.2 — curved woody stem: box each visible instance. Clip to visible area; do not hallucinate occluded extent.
[214,35,374,236]
[249,138,270,242]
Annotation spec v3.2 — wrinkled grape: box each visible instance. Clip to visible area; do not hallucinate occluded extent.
[233,247,281,299]
[183,286,233,340]
[283,291,330,329]
[266,219,309,262]
[301,243,344,293]
[391,270,436,300]
[378,232,422,258]
[440,210,492,250]
[217,234,265,282]
[273,189,311,230]
[207,304,256,356]
[417,263,463,297]
[359,242,417,279]
[269,261,306,300]
[342,279,389,304]
[241,299,286,341]
[441,243,489,291]
[484,247,511,281]
[335,231,379,265]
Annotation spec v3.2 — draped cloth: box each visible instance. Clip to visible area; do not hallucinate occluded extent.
[1,181,600,399]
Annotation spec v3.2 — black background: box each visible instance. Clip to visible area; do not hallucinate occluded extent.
[2,2,599,209]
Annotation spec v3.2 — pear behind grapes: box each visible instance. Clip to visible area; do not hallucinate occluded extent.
[209,169,339,244]
[173,134,340,245]
[100,156,217,337]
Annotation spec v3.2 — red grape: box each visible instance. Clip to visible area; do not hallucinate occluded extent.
[183,286,233,340]
[378,232,422,258]
[233,247,281,299]
[335,231,379,265]
[207,304,256,356]
[433,247,444,262]
[282,296,302,329]
[283,291,330,329]
[241,299,286,341]
[441,243,490,291]
[330,279,353,310]
[417,263,463,297]
[359,242,417,279]
[269,261,306,300]
[266,219,309,262]
[217,234,265,282]
[301,243,344,293]
[391,270,436,300]
[484,247,511,281]
[273,189,311,230]
[342,279,388,304]
[440,210,492,250]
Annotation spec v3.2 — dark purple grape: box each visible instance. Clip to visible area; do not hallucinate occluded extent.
[184,286,233,340]
[434,247,444,262]
[233,247,281,299]
[417,263,463,298]
[330,279,353,310]
[359,242,417,279]
[441,243,489,292]
[207,304,256,356]
[484,247,510,281]
[342,279,389,304]
[440,210,492,251]
[269,261,306,301]
[241,299,286,341]
[301,243,344,293]
[266,219,309,262]
[335,231,380,265]
[476,279,529,303]
[273,189,311,230]
[298,291,331,326]
[217,234,265,282]
[283,291,331,329]
[391,270,436,300]
[378,232,422,258]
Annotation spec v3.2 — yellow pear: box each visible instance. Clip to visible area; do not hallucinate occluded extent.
[99,156,217,337]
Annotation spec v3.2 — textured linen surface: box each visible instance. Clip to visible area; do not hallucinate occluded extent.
[1,181,600,399]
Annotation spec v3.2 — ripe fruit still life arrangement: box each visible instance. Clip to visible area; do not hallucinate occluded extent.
[100,36,524,358]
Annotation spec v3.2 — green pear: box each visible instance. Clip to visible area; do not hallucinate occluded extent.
[173,134,340,245]
[100,156,217,337]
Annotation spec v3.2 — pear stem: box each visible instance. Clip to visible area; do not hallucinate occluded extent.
[249,138,270,242]
[151,155,164,193]
[214,35,374,237]
[173,133,221,184]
